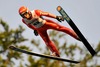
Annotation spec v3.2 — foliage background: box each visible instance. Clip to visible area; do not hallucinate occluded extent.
[0,19,100,67]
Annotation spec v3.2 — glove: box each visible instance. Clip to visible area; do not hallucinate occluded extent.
[56,16,64,22]
[34,30,38,36]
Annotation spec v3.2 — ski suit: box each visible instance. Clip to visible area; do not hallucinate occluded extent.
[22,9,80,57]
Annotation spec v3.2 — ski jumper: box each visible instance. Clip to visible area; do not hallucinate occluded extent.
[22,9,80,57]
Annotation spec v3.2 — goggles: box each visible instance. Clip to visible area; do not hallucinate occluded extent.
[20,11,32,19]
[20,11,29,17]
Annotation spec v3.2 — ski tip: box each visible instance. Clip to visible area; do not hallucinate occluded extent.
[57,6,62,11]
[9,45,16,50]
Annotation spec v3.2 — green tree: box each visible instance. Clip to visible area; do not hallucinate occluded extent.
[0,19,100,67]
[0,19,28,67]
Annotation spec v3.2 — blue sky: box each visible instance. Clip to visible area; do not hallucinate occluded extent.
[0,0,100,48]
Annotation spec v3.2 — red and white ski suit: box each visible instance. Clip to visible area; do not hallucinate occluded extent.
[22,10,80,57]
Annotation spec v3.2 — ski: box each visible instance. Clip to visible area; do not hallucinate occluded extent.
[57,6,96,56]
[9,46,80,63]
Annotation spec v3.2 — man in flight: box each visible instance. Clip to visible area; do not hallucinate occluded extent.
[18,6,81,57]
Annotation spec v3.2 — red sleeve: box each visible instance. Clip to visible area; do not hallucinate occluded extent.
[35,10,56,18]
[22,19,36,30]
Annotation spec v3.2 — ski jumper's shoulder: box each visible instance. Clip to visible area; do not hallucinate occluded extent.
[34,9,42,16]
